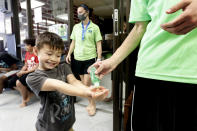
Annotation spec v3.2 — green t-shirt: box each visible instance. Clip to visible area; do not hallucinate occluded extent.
[129,0,197,84]
[70,21,102,61]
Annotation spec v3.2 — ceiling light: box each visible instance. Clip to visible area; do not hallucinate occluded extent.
[47,20,55,25]
[18,13,23,17]
[56,13,68,21]
[20,0,45,9]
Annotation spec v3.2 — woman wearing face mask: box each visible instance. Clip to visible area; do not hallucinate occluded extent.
[66,4,102,116]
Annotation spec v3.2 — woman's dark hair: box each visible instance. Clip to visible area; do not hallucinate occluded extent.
[78,4,89,11]
[23,38,35,46]
[78,4,93,16]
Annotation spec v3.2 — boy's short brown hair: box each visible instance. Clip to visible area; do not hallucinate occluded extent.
[36,32,64,51]
[24,38,35,46]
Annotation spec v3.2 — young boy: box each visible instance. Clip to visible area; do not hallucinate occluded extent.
[9,38,39,107]
[26,32,108,131]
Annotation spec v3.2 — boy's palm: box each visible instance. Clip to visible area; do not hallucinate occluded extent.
[90,86,109,101]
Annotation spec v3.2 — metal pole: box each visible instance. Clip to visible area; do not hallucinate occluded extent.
[125,0,132,101]
[124,1,138,130]
[113,0,123,130]
[11,0,21,59]
[68,0,74,42]
[26,0,33,38]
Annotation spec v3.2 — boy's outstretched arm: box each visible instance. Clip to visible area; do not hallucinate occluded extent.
[41,78,92,98]
[67,74,109,101]
[40,74,108,100]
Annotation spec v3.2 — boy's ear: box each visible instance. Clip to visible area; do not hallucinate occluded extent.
[33,46,38,56]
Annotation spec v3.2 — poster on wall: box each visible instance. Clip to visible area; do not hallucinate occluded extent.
[0,0,5,9]
[0,12,5,33]
[34,7,42,23]
[5,17,12,34]
[6,34,16,56]
[52,0,67,17]
[48,24,68,41]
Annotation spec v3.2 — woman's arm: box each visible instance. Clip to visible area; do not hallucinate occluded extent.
[92,21,149,78]
[96,41,102,60]
[109,21,149,67]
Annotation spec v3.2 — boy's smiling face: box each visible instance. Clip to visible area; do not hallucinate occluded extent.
[35,44,62,70]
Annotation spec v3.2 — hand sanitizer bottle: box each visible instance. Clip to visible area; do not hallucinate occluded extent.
[90,66,100,87]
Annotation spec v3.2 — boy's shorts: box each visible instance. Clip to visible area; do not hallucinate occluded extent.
[8,74,18,88]
[18,73,28,86]
[72,58,96,75]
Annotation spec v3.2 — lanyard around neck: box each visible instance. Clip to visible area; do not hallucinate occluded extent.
[82,21,90,41]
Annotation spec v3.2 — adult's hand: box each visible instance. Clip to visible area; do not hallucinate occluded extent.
[88,58,117,79]
[161,0,197,35]
[66,54,71,64]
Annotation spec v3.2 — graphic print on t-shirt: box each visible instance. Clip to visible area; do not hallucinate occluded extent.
[27,56,37,70]
[48,92,72,123]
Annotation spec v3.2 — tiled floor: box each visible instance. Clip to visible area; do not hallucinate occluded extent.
[0,73,113,131]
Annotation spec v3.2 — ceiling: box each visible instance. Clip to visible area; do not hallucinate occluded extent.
[19,0,127,19]
[73,0,113,18]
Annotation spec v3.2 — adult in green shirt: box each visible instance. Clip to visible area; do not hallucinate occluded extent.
[91,0,197,130]
[66,4,102,116]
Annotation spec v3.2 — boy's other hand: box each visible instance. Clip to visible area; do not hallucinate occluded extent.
[17,71,26,77]
[66,54,71,64]
[161,0,197,35]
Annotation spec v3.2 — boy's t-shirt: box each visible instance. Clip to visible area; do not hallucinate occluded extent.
[26,63,75,131]
[25,52,39,70]
[129,0,197,84]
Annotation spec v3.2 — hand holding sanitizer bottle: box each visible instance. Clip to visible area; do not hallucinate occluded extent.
[90,66,100,87]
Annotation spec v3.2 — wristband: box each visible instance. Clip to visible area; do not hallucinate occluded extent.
[97,58,101,61]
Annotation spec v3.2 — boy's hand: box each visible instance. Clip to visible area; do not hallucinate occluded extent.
[17,71,26,77]
[90,86,109,101]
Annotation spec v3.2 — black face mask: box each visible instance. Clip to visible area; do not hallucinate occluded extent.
[78,13,87,21]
